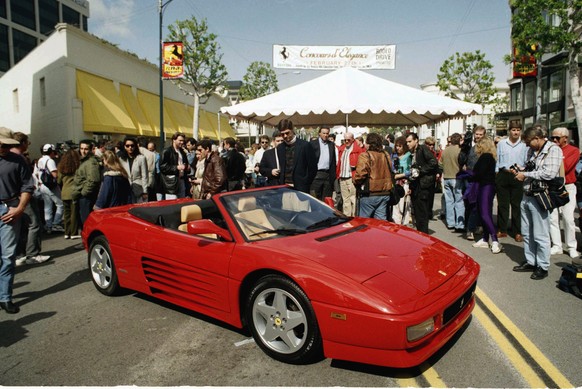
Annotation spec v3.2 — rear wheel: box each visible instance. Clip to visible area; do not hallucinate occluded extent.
[88,236,120,296]
[245,275,323,364]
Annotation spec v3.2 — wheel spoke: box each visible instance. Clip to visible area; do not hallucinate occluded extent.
[272,290,288,313]
[284,310,306,331]
[279,328,301,351]
[255,300,277,321]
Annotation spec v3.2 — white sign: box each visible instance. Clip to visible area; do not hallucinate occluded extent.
[273,45,396,70]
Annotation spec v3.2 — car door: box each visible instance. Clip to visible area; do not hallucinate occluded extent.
[138,224,235,315]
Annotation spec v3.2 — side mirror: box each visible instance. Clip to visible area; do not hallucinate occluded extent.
[187,219,233,242]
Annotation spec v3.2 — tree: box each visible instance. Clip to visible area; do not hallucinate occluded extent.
[509,0,582,145]
[240,61,279,101]
[166,17,228,139]
[437,50,498,106]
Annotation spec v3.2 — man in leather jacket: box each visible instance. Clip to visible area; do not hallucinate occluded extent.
[198,139,226,199]
[159,132,189,199]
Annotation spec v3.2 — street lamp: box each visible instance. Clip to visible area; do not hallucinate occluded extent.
[159,0,174,152]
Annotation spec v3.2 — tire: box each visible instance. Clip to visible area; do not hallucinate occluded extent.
[88,236,121,296]
[245,275,323,364]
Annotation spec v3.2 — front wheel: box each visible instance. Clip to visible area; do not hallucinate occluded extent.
[88,236,121,296]
[245,275,323,364]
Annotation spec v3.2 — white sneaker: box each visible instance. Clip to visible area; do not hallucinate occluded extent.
[491,241,502,254]
[25,255,50,265]
[550,246,563,256]
[472,239,489,248]
[15,256,28,267]
[64,235,70,239]
[568,249,579,259]
[466,232,474,241]
[70,235,81,240]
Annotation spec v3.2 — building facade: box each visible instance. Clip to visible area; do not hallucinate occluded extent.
[0,23,233,158]
[0,0,89,76]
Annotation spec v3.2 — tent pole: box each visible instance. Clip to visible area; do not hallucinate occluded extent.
[345,114,349,132]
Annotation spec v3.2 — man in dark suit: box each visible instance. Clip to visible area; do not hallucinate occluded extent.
[309,126,337,200]
[406,133,438,234]
[259,132,284,184]
[270,119,317,193]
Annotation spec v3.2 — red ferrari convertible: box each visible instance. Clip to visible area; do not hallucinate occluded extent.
[83,186,479,368]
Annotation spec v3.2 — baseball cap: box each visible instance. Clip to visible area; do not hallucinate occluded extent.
[42,143,55,153]
[0,127,19,146]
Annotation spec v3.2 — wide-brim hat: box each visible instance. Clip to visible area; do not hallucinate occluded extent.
[0,127,19,146]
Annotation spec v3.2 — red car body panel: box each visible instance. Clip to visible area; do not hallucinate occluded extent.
[82,189,479,368]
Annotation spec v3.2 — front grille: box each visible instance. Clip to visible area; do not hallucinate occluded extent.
[443,281,476,326]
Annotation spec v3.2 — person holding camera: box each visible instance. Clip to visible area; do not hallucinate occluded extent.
[512,126,563,280]
[406,133,438,234]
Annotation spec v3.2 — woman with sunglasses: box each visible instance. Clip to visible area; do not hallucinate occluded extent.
[118,136,148,203]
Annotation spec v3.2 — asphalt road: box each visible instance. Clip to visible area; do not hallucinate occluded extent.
[1,194,581,387]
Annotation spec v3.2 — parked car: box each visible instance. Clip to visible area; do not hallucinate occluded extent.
[82,185,479,368]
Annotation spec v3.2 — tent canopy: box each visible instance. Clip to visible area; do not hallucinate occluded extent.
[221,67,483,127]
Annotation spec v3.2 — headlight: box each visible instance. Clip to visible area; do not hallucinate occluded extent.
[407,317,435,342]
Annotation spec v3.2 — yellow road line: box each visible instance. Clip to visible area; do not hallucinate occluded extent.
[473,304,545,387]
[395,375,418,387]
[420,363,446,388]
[476,287,573,388]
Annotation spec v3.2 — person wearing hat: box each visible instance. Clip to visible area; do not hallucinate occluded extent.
[0,127,35,313]
[34,143,64,234]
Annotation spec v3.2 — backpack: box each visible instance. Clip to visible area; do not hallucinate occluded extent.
[38,159,58,190]
[557,264,582,299]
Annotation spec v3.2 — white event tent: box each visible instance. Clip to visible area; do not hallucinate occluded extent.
[221,67,483,128]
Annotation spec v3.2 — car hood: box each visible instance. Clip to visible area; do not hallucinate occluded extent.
[289,220,469,295]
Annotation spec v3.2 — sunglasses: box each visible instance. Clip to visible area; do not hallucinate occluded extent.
[125,144,136,148]
[260,141,269,144]
[551,136,564,141]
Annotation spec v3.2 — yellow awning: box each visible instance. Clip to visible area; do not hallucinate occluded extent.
[166,99,193,137]
[76,70,137,134]
[137,89,175,139]
[217,112,236,139]
[120,84,156,136]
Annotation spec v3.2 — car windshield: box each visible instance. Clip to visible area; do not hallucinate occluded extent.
[221,187,351,241]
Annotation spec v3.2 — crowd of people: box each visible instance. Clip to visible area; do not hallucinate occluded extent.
[1,118,581,313]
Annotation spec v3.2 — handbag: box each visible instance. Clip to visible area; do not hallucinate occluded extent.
[532,177,569,211]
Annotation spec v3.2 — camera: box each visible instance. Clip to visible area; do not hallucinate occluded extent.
[511,160,535,172]
[410,167,420,179]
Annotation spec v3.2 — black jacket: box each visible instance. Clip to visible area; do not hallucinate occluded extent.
[159,146,188,194]
[411,144,438,191]
[258,148,279,183]
[272,138,317,193]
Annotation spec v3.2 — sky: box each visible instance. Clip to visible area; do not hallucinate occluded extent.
[88,0,512,90]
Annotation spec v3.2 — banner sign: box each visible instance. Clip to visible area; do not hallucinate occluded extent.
[162,41,184,79]
[273,45,396,70]
[512,45,537,78]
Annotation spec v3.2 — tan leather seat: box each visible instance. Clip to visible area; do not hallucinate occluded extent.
[234,197,275,240]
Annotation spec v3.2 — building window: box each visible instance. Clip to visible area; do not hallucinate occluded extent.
[541,76,548,105]
[510,85,521,111]
[549,111,562,128]
[62,5,80,28]
[13,89,19,113]
[549,71,563,103]
[39,0,59,35]
[40,77,46,107]
[12,29,37,65]
[524,81,536,110]
[0,0,7,19]
[0,24,8,72]
[83,15,88,32]
[10,0,36,30]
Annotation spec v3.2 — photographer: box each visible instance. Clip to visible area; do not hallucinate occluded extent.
[405,133,438,233]
[512,126,563,280]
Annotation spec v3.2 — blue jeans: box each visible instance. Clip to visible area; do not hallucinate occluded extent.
[38,185,63,228]
[359,195,389,220]
[443,178,465,229]
[0,199,22,302]
[521,195,550,270]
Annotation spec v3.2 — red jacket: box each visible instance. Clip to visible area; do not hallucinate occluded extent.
[336,142,364,179]
[561,143,579,184]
